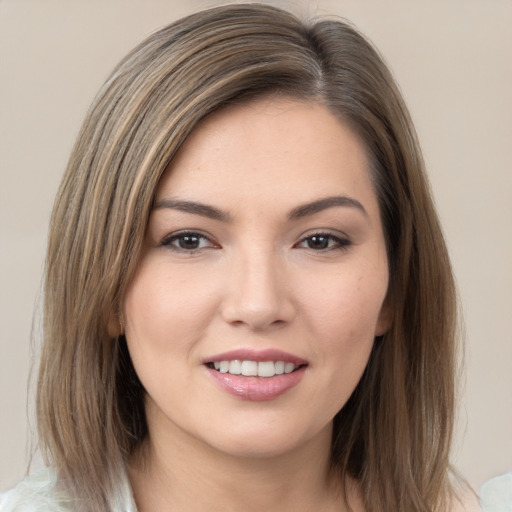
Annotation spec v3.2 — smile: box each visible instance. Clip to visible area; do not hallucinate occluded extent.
[203,348,309,401]
[204,349,308,401]
[208,360,299,377]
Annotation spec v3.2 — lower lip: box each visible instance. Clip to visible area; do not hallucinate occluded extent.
[206,366,306,401]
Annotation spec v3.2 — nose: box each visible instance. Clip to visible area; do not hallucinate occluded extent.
[220,248,295,331]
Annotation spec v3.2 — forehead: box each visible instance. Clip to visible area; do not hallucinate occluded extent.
[157,97,379,219]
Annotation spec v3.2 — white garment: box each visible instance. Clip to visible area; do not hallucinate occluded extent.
[0,468,136,512]
[479,471,512,512]
[4,466,501,511]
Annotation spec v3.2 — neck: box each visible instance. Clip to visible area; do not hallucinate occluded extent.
[128,411,359,512]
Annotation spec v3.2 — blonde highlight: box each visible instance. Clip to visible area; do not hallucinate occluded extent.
[37,5,459,511]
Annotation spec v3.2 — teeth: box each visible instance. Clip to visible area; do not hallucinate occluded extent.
[275,361,285,374]
[228,360,242,375]
[284,362,295,374]
[241,360,258,376]
[257,361,275,377]
[210,360,299,377]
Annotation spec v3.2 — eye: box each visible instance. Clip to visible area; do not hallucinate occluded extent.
[160,231,218,253]
[295,232,351,252]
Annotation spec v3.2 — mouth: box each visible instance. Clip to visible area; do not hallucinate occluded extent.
[206,360,306,378]
[203,349,308,401]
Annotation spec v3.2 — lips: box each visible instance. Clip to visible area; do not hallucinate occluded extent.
[203,349,308,401]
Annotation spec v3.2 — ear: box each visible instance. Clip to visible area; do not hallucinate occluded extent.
[107,312,123,338]
[375,294,393,337]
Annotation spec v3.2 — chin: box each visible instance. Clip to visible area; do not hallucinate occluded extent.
[212,439,305,460]
[198,419,333,461]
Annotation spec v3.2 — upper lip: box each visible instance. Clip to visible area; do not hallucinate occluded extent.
[203,348,308,366]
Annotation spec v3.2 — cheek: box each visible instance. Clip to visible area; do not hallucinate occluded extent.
[299,264,387,376]
[303,276,383,412]
[305,269,386,334]
[122,261,218,356]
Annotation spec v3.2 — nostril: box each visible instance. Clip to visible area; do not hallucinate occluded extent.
[227,317,289,332]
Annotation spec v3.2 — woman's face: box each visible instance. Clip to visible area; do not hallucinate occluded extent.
[122,97,390,460]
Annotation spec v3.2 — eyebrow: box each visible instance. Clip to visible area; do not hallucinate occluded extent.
[153,195,367,222]
[288,195,367,220]
[153,199,232,222]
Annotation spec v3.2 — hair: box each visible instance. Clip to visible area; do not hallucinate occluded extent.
[37,4,458,512]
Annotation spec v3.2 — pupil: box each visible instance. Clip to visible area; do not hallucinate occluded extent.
[308,236,328,249]
[180,235,199,249]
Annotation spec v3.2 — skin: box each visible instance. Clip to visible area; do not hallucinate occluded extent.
[122,97,390,512]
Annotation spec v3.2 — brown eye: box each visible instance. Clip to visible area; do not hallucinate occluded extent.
[161,231,217,252]
[296,233,351,252]
[305,235,330,250]
[175,234,202,250]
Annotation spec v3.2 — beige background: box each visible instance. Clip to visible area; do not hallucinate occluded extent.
[1,0,511,493]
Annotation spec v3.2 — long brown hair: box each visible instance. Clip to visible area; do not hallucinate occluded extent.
[37,4,457,511]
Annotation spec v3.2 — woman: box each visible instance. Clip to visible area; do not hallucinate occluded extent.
[0,4,480,511]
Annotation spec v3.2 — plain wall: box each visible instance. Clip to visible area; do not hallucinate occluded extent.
[1,0,511,492]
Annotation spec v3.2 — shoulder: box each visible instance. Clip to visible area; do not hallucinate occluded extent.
[450,483,483,512]
[0,468,73,512]
[479,471,512,512]
[0,467,138,512]
[451,495,483,512]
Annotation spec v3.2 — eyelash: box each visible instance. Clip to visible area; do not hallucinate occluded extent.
[160,231,217,253]
[295,232,352,252]
[160,231,351,254]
